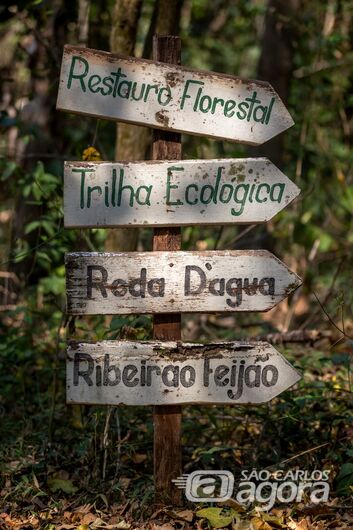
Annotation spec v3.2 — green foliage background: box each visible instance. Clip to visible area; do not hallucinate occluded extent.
[0,0,353,518]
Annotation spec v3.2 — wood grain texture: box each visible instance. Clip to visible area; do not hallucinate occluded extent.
[66,340,301,405]
[152,35,182,506]
[63,158,300,228]
[65,250,302,315]
[56,45,294,145]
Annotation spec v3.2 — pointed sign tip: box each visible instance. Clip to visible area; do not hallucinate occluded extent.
[286,271,303,296]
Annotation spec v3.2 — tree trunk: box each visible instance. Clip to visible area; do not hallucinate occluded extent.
[250,0,300,167]
[242,0,300,253]
[105,0,184,252]
[105,0,145,252]
[7,3,69,299]
[143,0,183,59]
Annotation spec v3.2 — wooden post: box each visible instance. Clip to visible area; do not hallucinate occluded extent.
[152,35,182,505]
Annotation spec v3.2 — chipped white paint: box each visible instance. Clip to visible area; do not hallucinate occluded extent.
[64,158,300,228]
[65,250,301,315]
[66,340,301,405]
[57,46,294,145]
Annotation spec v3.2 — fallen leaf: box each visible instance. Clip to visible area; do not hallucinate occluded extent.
[296,521,309,530]
[47,478,78,494]
[91,518,106,528]
[260,512,284,528]
[74,504,94,514]
[173,509,194,522]
[287,519,309,530]
[250,517,272,530]
[63,511,73,521]
[81,513,98,525]
[196,507,237,528]
[116,521,131,529]
[72,513,84,523]
[90,519,131,530]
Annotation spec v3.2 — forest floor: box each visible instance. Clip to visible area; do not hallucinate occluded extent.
[0,311,353,529]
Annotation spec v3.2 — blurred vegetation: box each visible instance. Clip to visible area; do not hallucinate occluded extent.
[0,0,353,526]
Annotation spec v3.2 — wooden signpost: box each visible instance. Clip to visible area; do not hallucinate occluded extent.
[64,158,300,228]
[57,34,302,504]
[67,341,301,406]
[65,250,301,315]
[57,45,294,145]
[151,37,183,504]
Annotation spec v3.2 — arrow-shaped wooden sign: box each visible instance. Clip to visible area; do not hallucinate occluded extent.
[65,250,301,315]
[67,340,301,405]
[64,158,300,228]
[57,46,294,145]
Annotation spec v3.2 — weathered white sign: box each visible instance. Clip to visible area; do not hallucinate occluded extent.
[67,340,301,405]
[64,158,300,228]
[65,250,301,315]
[57,46,294,145]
